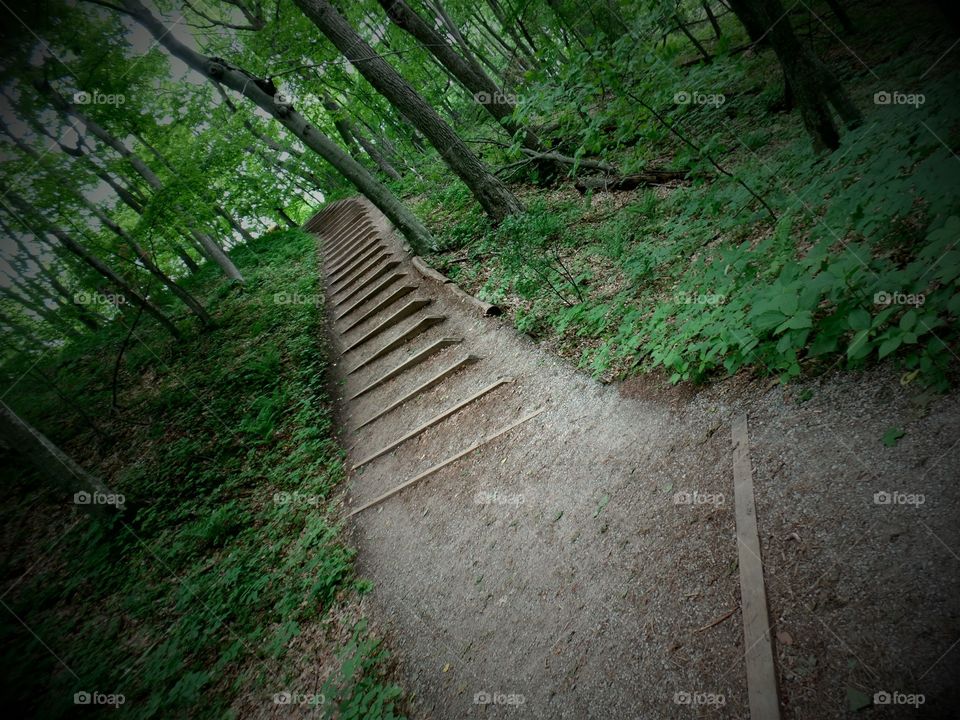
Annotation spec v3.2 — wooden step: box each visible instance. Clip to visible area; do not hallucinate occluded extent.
[348,315,446,375]
[352,354,479,430]
[349,336,462,400]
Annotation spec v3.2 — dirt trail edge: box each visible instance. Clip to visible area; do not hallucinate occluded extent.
[305,199,960,720]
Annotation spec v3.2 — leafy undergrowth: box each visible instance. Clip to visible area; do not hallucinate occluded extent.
[0,230,405,718]
[414,9,960,390]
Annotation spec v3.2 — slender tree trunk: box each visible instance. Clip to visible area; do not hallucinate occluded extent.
[39,82,246,281]
[378,0,542,151]
[84,202,214,326]
[487,0,539,64]
[727,0,861,151]
[4,229,103,332]
[674,14,712,62]
[292,0,523,222]
[0,284,83,339]
[216,207,256,244]
[3,191,182,340]
[173,240,201,273]
[702,1,722,38]
[823,0,855,34]
[0,401,125,518]
[0,310,42,347]
[276,207,298,228]
[115,0,436,253]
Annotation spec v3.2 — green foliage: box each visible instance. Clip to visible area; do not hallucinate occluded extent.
[425,36,960,390]
[0,229,404,719]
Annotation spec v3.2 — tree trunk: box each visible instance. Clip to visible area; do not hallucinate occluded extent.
[674,13,712,62]
[4,190,182,339]
[7,233,102,332]
[0,283,84,339]
[321,93,401,178]
[84,202,215,326]
[292,0,523,222]
[173,239,200,273]
[378,0,542,151]
[703,1,722,38]
[216,206,256,245]
[0,401,125,518]
[823,0,855,34]
[727,0,861,151]
[39,82,245,281]
[276,207,299,228]
[117,0,435,254]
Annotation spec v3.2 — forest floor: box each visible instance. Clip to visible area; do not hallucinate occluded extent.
[0,231,407,719]
[318,199,960,719]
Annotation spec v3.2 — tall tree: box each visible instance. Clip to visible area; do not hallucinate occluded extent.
[290,0,524,222]
[0,401,125,518]
[727,0,861,151]
[35,81,246,282]
[2,190,183,341]
[98,0,437,254]
[377,0,542,151]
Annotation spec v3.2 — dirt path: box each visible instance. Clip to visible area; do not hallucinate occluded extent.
[306,199,960,719]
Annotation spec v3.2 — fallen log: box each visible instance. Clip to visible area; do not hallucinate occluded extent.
[574,170,691,193]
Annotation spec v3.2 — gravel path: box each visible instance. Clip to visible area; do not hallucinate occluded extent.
[306,199,960,719]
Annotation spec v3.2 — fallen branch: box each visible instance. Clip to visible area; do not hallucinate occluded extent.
[574,169,692,193]
[518,149,617,173]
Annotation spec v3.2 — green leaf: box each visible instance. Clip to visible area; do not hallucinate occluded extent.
[776,293,799,315]
[899,310,917,331]
[878,336,902,359]
[882,427,905,447]
[847,329,871,359]
[846,687,871,712]
[848,308,871,330]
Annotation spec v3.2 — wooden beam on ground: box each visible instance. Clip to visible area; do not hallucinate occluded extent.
[732,414,781,720]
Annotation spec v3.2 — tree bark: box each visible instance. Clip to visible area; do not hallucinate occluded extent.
[83,201,215,326]
[727,0,861,151]
[292,0,523,222]
[378,0,542,151]
[702,1,722,38]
